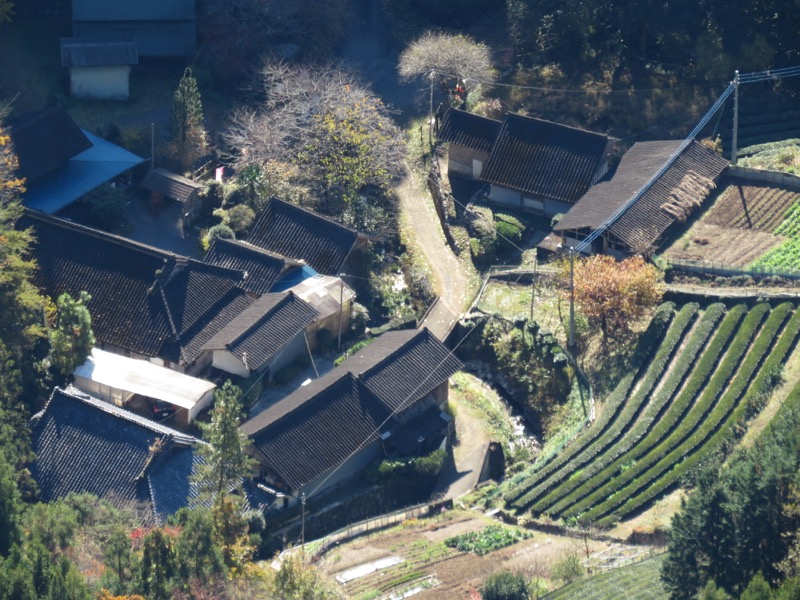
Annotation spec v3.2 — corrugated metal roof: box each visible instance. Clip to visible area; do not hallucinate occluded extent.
[60,38,138,67]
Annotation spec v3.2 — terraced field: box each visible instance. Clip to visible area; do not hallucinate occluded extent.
[505,301,800,527]
[544,554,668,600]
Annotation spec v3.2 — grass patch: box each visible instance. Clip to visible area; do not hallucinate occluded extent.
[450,372,515,445]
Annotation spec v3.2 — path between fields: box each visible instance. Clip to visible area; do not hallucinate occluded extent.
[667,283,800,299]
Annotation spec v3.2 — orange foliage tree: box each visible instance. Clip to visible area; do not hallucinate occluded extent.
[561,254,664,343]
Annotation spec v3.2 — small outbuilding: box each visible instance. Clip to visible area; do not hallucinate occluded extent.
[141,167,205,227]
[60,38,138,100]
[73,348,216,425]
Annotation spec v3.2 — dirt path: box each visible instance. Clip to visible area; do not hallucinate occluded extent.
[396,168,472,340]
[667,283,800,299]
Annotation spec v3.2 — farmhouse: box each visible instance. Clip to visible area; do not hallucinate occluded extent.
[18,211,324,377]
[437,108,501,180]
[240,328,462,506]
[246,198,370,282]
[480,114,610,216]
[60,38,138,100]
[8,106,144,214]
[30,386,204,523]
[555,140,729,255]
[71,0,197,57]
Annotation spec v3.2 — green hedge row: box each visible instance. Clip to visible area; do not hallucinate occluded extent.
[583,303,791,526]
[510,303,698,510]
[595,303,800,527]
[559,302,764,520]
[504,301,678,502]
[540,303,733,517]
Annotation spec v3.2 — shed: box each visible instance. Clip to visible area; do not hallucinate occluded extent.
[141,168,204,226]
[437,108,501,180]
[60,38,138,100]
[73,348,216,425]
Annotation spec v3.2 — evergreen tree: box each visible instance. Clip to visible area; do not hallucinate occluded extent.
[137,529,175,600]
[0,451,20,556]
[193,381,255,501]
[174,508,223,582]
[168,67,207,170]
[48,291,95,380]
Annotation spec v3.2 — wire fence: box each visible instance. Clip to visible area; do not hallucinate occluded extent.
[664,257,800,281]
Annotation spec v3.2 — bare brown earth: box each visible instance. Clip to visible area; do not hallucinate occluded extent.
[662,180,799,266]
[318,511,618,599]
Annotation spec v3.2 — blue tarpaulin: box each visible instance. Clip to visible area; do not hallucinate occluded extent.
[22,130,145,214]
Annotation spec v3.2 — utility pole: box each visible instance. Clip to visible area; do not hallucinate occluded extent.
[429,70,435,145]
[732,70,740,166]
[568,247,576,349]
[300,492,306,548]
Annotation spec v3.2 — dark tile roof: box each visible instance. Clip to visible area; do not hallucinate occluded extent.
[19,211,252,366]
[607,141,729,250]
[246,198,362,276]
[60,38,138,67]
[205,238,302,295]
[240,328,462,489]
[30,387,200,521]
[480,113,608,203]
[7,106,93,182]
[555,141,684,232]
[141,168,203,203]
[437,108,501,153]
[248,374,392,490]
[201,293,319,371]
[342,329,464,413]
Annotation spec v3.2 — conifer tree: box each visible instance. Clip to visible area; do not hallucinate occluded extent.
[168,67,207,171]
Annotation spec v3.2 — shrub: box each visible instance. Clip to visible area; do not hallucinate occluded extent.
[82,184,129,231]
[496,220,524,251]
[206,224,234,242]
[551,551,584,585]
[226,204,255,234]
[481,571,530,600]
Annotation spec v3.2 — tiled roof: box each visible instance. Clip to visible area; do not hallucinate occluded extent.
[20,211,252,366]
[201,293,319,371]
[480,113,608,203]
[437,108,501,153]
[240,328,462,489]
[555,141,684,232]
[246,198,361,276]
[205,238,302,295]
[60,38,138,67]
[72,0,196,21]
[30,387,200,522]
[248,374,392,490]
[141,168,203,203]
[607,141,729,250]
[8,106,93,182]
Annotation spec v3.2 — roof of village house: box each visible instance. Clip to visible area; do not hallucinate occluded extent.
[7,106,93,182]
[60,38,139,67]
[240,328,462,490]
[18,211,259,366]
[437,108,502,153]
[30,386,202,523]
[204,237,303,295]
[555,141,685,232]
[201,293,319,371]
[555,141,728,251]
[480,113,608,203]
[246,198,363,276]
[72,0,196,21]
[141,168,203,203]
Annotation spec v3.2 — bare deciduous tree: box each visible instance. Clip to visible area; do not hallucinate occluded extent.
[223,60,405,236]
[398,32,496,100]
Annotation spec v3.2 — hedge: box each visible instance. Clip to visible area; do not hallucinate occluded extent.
[540,303,732,517]
[582,303,791,525]
[504,301,678,502]
[595,303,800,526]
[510,303,697,511]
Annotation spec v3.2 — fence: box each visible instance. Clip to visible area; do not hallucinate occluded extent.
[290,500,450,559]
[665,257,800,281]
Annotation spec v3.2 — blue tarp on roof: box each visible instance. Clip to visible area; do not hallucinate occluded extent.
[271,264,320,292]
[22,130,145,214]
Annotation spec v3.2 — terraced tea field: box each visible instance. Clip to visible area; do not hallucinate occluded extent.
[505,301,800,527]
[544,554,668,600]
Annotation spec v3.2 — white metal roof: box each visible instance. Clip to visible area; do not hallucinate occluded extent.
[73,348,215,410]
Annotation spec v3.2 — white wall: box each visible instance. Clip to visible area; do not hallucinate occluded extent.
[211,350,249,378]
[70,66,130,100]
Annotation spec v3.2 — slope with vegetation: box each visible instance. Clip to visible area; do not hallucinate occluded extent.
[505,301,800,528]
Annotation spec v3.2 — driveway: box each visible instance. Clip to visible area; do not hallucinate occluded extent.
[120,195,200,257]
